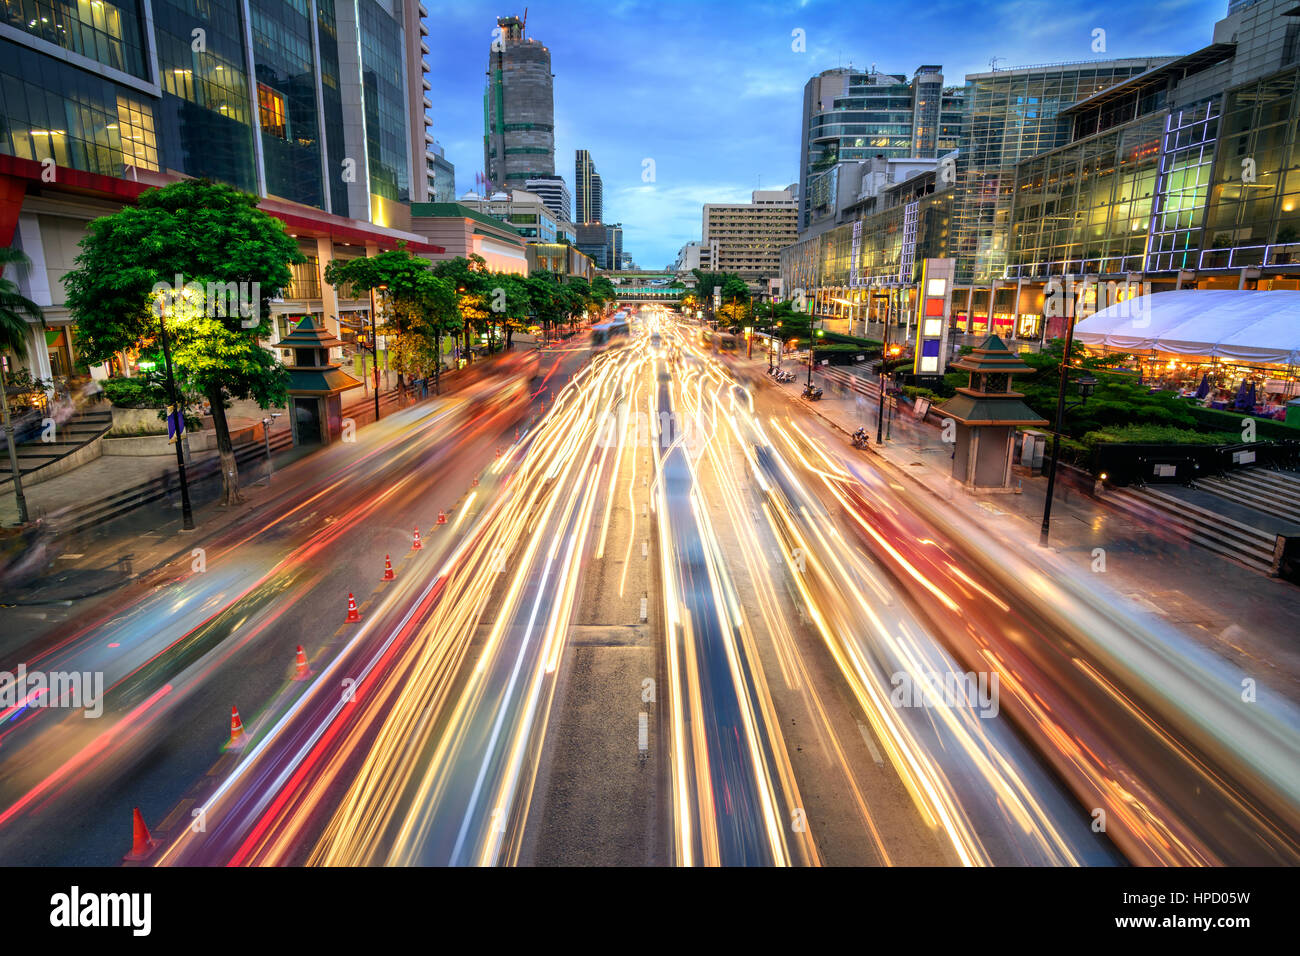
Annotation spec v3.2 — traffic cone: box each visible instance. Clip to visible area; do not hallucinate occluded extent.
[382,555,395,580]
[346,592,361,623]
[123,807,158,862]
[228,705,246,749]
[472,477,479,487]
[436,511,447,525]
[496,447,503,459]
[292,645,311,681]
[412,527,423,550]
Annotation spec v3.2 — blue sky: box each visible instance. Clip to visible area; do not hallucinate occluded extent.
[425,0,1225,269]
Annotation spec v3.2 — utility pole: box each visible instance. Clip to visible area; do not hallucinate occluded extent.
[876,297,891,446]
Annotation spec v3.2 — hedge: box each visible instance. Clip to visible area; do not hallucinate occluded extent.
[1185,404,1297,440]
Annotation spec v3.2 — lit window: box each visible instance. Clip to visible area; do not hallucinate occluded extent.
[258,84,288,140]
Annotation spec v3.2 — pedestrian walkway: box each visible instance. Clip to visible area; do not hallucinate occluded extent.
[727,349,1300,702]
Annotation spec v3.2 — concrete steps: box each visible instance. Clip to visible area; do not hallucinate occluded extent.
[2,409,112,481]
[1196,469,1300,527]
[1103,484,1277,573]
[43,430,294,536]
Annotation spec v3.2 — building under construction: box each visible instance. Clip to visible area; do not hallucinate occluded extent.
[483,13,556,191]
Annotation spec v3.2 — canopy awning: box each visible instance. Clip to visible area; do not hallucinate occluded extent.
[1074,290,1300,365]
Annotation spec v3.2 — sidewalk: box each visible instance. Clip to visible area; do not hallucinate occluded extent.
[729,349,1300,701]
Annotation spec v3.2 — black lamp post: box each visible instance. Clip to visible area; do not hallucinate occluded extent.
[1040,318,1098,546]
[156,294,194,531]
[369,283,386,422]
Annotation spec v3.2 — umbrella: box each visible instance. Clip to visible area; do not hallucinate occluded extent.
[1195,374,1210,399]
[1234,379,1250,409]
[1246,381,1257,409]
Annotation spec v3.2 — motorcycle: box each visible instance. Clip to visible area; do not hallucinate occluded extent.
[802,384,823,401]
[851,427,869,449]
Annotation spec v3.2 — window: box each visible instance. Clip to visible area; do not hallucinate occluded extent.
[258,83,288,140]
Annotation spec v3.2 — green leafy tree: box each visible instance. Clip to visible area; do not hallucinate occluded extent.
[64,179,302,506]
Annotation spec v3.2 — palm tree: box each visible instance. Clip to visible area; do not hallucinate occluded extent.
[0,246,44,524]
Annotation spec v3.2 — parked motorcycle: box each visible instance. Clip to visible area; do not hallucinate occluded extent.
[802,384,823,401]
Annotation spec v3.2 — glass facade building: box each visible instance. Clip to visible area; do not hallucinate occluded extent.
[0,0,427,223]
[953,59,1168,283]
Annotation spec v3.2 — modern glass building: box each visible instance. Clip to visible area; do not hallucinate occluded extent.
[797,65,964,232]
[0,0,446,391]
[0,0,432,221]
[1002,0,1300,335]
[952,58,1170,285]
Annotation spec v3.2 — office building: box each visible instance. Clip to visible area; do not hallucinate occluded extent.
[458,188,561,243]
[524,175,572,223]
[483,13,555,191]
[798,65,964,231]
[575,149,603,224]
[703,188,798,282]
[0,0,440,388]
[674,241,704,272]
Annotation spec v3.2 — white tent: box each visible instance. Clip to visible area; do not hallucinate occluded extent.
[1073,290,1300,365]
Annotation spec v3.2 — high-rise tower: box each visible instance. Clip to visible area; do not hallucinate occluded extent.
[483,14,555,191]
[575,149,603,224]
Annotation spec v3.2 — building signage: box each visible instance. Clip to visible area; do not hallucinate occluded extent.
[912,258,955,377]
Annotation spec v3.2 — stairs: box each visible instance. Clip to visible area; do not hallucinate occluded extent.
[1,408,112,483]
[46,429,294,536]
[1102,484,1278,573]
[1195,468,1300,527]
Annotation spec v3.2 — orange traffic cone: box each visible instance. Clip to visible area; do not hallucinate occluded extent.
[228,705,246,749]
[495,447,503,459]
[412,527,423,550]
[382,555,395,580]
[436,511,447,525]
[292,645,311,681]
[123,807,158,862]
[346,592,361,622]
[472,477,479,487]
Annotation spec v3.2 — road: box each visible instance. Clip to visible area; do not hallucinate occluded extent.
[2,311,1297,866]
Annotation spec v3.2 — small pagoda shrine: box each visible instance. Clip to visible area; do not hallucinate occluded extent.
[935,335,1047,490]
[279,316,362,446]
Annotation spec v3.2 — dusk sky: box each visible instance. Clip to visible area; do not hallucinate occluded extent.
[425,0,1225,269]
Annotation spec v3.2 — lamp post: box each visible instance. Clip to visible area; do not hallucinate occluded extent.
[876,292,892,446]
[261,411,281,483]
[1039,316,1098,546]
[156,292,195,531]
[369,283,386,422]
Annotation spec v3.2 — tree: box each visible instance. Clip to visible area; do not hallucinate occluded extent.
[431,255,492,361]
[525,274,565,342]
[64,179,303,506]
[0,247,44,524]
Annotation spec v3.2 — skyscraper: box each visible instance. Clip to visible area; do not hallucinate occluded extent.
[575,149,604,224]
[797,66,964,231]
[483,14,555,191]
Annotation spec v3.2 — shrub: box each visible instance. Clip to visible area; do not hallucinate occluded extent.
[101,376,167,409]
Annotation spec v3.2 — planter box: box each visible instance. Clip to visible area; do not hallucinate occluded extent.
[109,405,166,436]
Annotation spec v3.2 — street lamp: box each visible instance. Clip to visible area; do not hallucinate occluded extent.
[260,411,281,483]
[369,283,387,422]
[1040,316,1098,546]
[876,285,893,446]
[155,289,195,531]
